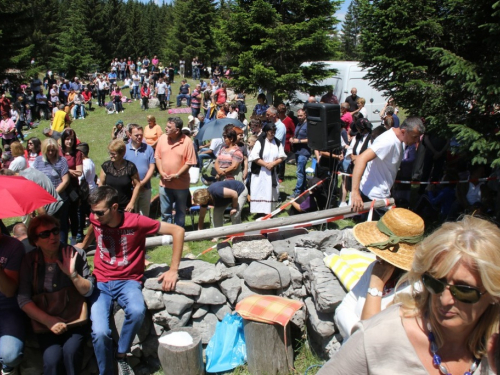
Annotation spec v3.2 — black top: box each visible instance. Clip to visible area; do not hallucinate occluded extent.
[345,94,359,112]
[102,160,138,210]
[204,180,245,208]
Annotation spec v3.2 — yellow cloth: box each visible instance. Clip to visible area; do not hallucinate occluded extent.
[324,248,376,291]
[52,110,67,133]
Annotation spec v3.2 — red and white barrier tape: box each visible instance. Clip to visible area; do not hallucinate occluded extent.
[197,199,393,256]
[335,171,497,185]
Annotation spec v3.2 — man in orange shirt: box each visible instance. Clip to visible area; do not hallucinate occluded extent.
[155,117,197,227]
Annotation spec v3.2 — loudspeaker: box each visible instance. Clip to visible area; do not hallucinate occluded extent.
[304,103,341,151]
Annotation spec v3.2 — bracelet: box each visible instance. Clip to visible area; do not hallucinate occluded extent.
[70,271,78,280]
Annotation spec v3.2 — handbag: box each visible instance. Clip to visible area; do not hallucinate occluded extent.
[30,250,88,334]
[79,175,90,202]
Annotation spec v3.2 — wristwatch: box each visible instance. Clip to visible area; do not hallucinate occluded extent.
[367,287,383,297]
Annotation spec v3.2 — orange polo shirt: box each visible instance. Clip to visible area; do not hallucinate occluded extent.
[144,124,163,147]
[155,134,197,190]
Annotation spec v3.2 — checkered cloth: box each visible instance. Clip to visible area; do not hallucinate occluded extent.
[235,295,303,326]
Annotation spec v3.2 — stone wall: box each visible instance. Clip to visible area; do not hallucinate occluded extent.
[20,228,365,374]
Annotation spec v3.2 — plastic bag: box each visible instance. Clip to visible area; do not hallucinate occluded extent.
[205,313,246,373]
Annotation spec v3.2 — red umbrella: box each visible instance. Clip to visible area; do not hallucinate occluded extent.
[0,175,57,219]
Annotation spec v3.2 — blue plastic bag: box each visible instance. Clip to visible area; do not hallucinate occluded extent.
[205,313,246,373]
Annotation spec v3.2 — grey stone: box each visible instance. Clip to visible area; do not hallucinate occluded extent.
[174,281,202,296]
[340,228,366,250]
[152,309,192,329]
[272,238,298,258]
[294,247,324,271]
[304,297,335,337]
[151,323,164,336]
[296,230,343,251]
[236,280,276,303]
[218,277,242,304]
[142,288,164,310]
[232,239,274,261]
[243,259,291,289]
[130,344,142,357]
[143,263,170,279]
[293,285,308,298]
[289,265,303,289]
[235,263,248,279]
[143,277,165,291]
[178,259,223,284]
[211,303,232,321]
[192,304,209,319]
[112,309,151,345]
[192,313,219,344]
[218,245,236,267]
[196,285,227,305]
[162,293,194,316]
[291,307,306,330]
[306,258,346,313]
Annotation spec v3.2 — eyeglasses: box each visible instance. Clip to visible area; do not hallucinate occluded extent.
[91,207,110,217]
[421,273,487,304]
[37,227,60,239]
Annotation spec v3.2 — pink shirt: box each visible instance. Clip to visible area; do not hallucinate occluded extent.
[0,118,15,140]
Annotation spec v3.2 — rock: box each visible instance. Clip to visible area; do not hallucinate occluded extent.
[141,334,160,358]
[232,239,274,261]
[196,285,227,305]
[340,228,366,250]
[293,286,308,298]
[243,259,291,290]
[174,281,202,297]
[143,278,165,291]
[294,247,324,271]
[129,357,141,368]
[272,238,299,258]
[152,323,164,336]
[211,303,232,321]
[178,259,223,284]
[291,307,306,330]
[152,309,192,329]
[143,264,170,280]
[237,280,275,303]
[142,289,164,310]
[131,344,142,357]
[306,258,346,313]
[218,245,236,267]
[192,313,219,344]
[289,265,303,289]
[218,277,242,305]
[304,297,335,337]
[192,305,209,319]
[296,230,343,251]
[162,293,194,316]
[235,263,248,279]
[112,309,151,345]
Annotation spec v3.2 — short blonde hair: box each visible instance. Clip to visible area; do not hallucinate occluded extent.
[357,97,366,106]
[108,139,126,155]
[192,189,212,206]
[397,216,500,357]
[10,141,24,157]
[146,115,156,124]
[41,138,60,162]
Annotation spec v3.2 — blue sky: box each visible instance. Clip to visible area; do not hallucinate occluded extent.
[336,0,351,27]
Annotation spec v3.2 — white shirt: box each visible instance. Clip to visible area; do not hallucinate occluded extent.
[227,111,238,119]
[132,74,140,86]
[360,128,403,199]
[80,158,97,191]
[156,82,167,95]
[209,138,224,156]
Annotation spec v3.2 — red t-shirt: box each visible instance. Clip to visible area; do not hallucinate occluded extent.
[214,88,227,105]
[91,213,161,282]
[282,116,296,153]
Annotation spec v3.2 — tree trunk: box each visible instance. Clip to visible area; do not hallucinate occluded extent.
[243,320,293,375]
[158,327,205,375]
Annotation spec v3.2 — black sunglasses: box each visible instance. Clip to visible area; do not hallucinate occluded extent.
[91,208,110,217]
[37,227,60,239]
[421,273,487,304]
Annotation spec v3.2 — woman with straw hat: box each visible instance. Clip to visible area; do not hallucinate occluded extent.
[335,208,424,340]
[320,215,500,375]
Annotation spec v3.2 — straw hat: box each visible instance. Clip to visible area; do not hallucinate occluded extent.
[352,208,424,271]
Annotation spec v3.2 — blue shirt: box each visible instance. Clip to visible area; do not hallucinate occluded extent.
[33,156,69,197]
[393,114,400,128]
[275,120,286,145]
[294,121,311,157]
[71,82,82,91]
[124,142,155,189]
[108,72,117,80]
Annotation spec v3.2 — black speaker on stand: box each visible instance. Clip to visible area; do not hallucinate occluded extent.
[304,102,342,210]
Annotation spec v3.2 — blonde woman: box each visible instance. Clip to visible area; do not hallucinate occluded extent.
[143,115,163,149]
[357,97,367,118]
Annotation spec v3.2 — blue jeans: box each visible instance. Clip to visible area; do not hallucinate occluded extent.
[294,154,308,195]
[160,187,189,227]
[197,150,215,168]
[177,94,191,106]
[89,280,146,375]
[0,307,25,370]
[132,86,139,99]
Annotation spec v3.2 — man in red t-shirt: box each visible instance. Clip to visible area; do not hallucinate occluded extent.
[85,186,184,375]
[81,87,93,111]
[212,83,227,107]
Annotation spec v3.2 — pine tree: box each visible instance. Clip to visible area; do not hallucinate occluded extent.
[340,0,361,61]
[358,0,500,167]
[216,0,342,104]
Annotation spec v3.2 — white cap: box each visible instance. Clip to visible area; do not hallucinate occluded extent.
[188,115,194,122]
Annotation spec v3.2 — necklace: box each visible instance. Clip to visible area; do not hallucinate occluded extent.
[426,322,479,375]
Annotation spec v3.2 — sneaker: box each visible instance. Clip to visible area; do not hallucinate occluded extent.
[117,358,134,375]
[287,193,299,200]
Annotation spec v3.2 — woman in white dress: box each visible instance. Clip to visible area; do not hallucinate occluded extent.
[248,124,286,214]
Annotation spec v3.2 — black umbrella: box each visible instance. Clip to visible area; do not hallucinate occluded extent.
[195,118,245,142]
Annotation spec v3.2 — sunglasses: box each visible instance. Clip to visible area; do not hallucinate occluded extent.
[421,273,487,304]
[37,227,60,239]
[91,208,110,217]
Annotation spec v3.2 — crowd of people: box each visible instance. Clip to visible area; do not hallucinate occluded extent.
[1,59,500,375]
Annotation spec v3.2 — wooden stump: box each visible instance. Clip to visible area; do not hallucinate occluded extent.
[243,320,293,375]
[158,327,205,375]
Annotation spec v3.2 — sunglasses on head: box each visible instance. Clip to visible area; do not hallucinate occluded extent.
[421,273,487,304]
[37,227,60,239]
